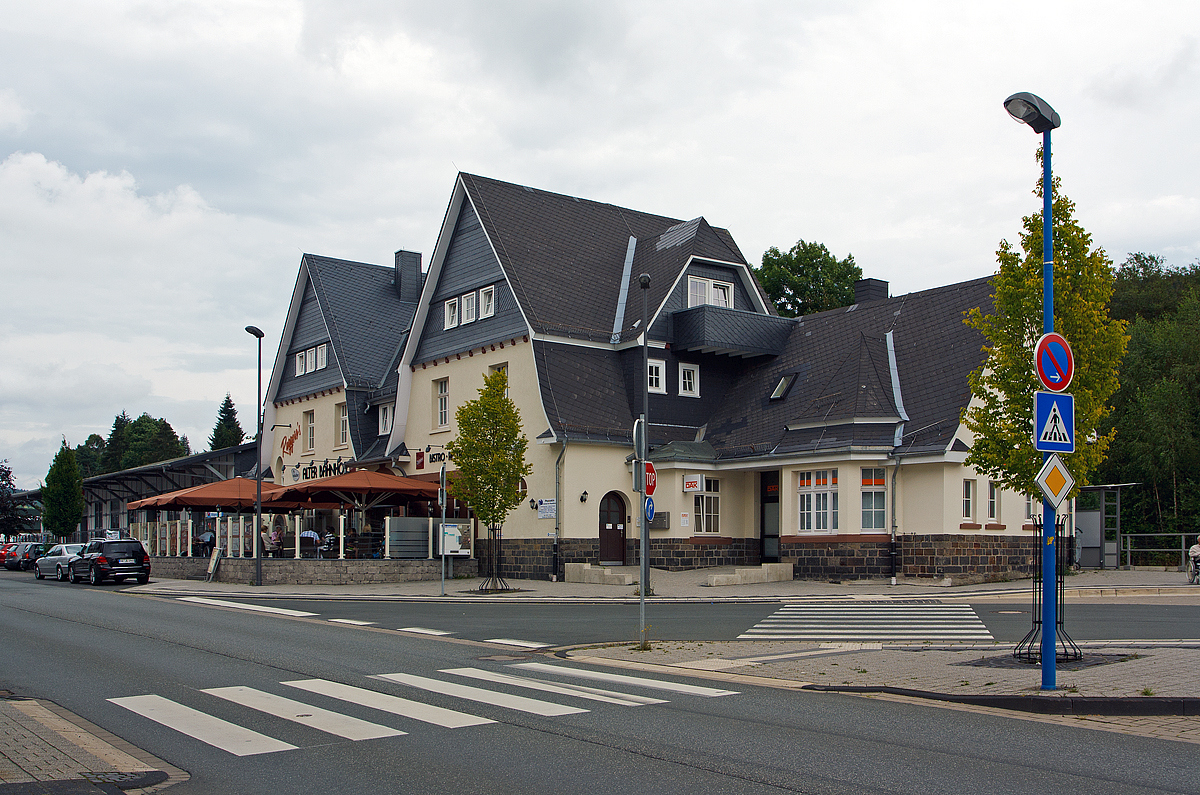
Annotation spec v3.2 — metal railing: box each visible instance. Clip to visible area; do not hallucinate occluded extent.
[1120,532,1196,568]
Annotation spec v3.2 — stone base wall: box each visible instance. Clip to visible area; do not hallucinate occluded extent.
[638,537,759,571]
[783,540,892,580]
[475,536,759,581]
[149,556,477,586]
[898,533,1041,583]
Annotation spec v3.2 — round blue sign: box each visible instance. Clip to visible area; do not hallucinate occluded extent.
[645,497,655,524]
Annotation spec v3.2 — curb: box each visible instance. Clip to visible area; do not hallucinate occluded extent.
[802,685,1200,716]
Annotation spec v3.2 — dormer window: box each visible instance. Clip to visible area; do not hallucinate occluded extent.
[295,343,328,376]
[444,298,459,329]
[688,276,733,309]
[462,291,477,324]
[480,285,495,318]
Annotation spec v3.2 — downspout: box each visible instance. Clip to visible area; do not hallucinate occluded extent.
[553,438,567,582]
[886,330,910,587]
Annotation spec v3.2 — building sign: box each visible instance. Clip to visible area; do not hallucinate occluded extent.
[287,458,351,482]
[537,498,557,519]
[280,425,302,456]
[416,451,424,469]
[680,511,690,528]
[683,474,702,492]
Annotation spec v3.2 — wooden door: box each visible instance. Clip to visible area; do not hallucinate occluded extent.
[598,492,626,565]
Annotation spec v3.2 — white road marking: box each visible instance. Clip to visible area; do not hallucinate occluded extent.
[483,638,550,649]
[442,668,667,706]
[374,672,588,716]
[201,686,404,741]
[739,603,994,642]
[109,695,296,756]
[509,663,738,697]
[328,619,376,626]
[281,679,493,729]
[398,627,454,635]
[177,596,317,617]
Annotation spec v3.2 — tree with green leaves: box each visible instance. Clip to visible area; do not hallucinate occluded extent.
[754,239,862,317]
[963,161,1127,496]
[43,441,84,539]
[73,434,106,479]
[98,411,131,474]
[121,414,189,470]
[209,393,246,451]
[445,369,532,591]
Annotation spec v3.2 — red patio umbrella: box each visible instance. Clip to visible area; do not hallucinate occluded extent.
[126,477,293,511]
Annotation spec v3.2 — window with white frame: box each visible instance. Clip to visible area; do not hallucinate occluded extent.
[861,468,886,530]
[687,276,734,309]
[988,481,999,522]
[647,359,666,394]
[294,343,329,376]
[378,403,393,436]
[679,363,699,397]
[963,479,976,520]
[462,291,477,324]
[434,378,449,429]
[693,477,720,533]
[480,285,495,318]
[337,402,348,447]
[798,469,839,532]
[444,298,459,329]
[304,410,315,453]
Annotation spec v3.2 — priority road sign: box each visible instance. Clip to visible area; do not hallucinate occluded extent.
[1034,391,1074,453]
[1036,454,1076,507]
[1035,333,1074,392]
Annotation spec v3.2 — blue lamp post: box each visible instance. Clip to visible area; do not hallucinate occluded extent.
[1004,91,1061,690]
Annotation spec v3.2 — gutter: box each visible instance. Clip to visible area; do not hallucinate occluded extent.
[885,330,910,586]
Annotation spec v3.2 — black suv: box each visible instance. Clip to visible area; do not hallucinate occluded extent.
[69,539,151,585]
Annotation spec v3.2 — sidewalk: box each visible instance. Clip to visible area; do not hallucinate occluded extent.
[0,695,185,793]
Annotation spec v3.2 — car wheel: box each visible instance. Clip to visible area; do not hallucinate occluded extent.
[70,567,82,584]
[56,565,66,582]
[136,575,149,584]
[89,566,103,586]
[34,563,44,579]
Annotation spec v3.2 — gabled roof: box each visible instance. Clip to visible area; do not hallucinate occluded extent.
[304,254,416,392]
[701,276,993,459]
[459,174,752,344]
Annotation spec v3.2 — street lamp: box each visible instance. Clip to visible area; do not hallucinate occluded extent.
[245,325,265,587]
[638,272,651,650]
[1004,91,1061,690]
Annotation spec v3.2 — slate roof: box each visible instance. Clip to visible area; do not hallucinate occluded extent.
[459,174,760,344]
[701,276,993,460]
[304,254,417,393]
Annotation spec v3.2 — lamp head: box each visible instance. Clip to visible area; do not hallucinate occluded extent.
[638,273,651,289]
[1003,92,1061,134]
[245,325,265,339]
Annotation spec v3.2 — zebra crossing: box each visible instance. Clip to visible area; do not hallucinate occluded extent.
[108,664,736,756]
[737,601,994,642]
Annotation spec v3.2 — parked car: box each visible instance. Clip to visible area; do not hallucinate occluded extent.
[33,543,87,581]
[68,539,151,585]
[0,543,17,568]
[12,542,48,571]
[4,542,43,571]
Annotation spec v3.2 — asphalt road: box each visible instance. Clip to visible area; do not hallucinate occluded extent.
[2,572,1198,794]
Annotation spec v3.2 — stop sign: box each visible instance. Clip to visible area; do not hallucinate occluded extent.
[644,462,657,496]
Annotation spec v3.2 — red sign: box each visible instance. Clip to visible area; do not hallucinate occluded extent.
[644,462,657,496]
[1035,333,1074,393]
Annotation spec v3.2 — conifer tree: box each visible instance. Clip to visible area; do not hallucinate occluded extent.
[208,393,246,451]
[98,411,131,474]
[43,441,84,539]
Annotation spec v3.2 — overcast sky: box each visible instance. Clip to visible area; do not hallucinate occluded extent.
[2,1,1198,490]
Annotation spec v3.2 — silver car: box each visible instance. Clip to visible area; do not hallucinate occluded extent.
[34,543,86,581]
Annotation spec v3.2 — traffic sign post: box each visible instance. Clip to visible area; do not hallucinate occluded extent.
[1034,392,1075,453]
[1035,332,1074,392]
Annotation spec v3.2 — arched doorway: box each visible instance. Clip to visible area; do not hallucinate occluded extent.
[598,491,627,566]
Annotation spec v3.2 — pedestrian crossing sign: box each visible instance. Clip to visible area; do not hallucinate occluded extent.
[1034,391,1074,453]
